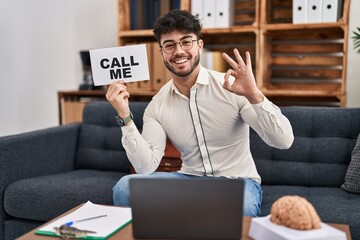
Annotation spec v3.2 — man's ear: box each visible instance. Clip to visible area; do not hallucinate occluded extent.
[198,39,204,54]
[158,45,164,57]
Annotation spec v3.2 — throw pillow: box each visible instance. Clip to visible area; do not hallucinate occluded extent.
[341,133,360,193]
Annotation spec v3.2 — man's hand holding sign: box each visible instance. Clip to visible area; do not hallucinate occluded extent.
[90,44,149,123]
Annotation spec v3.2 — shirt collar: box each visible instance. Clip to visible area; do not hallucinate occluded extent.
[170,65,210,93]
[196,65,210,85]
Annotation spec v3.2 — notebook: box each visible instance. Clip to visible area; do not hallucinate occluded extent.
[129,177,244,240]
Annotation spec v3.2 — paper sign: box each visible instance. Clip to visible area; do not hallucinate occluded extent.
[89,44,149,86]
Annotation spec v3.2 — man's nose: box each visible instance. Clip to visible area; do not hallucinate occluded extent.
[173,42,185,53]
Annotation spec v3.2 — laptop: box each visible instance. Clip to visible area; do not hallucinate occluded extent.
[129,177,244,240]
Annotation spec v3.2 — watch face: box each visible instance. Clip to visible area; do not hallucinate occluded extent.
[115,116,125,127]
[115,113,133,127]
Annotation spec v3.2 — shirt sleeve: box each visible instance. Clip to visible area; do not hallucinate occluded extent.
[241,97,294,149]
[121,108,167,174]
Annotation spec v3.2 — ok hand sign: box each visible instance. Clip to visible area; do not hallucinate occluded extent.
[222,49,264,104]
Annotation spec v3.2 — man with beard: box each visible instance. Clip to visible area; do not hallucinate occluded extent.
[106,9,294,216]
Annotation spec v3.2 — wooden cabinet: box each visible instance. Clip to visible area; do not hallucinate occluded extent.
[117,0,350,106]
[58,90,107,125]
[58,90,154,125]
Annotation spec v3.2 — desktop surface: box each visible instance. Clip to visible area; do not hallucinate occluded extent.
[17,204,352,240]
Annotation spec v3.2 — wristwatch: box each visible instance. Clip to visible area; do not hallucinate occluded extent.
[115,112,133,127]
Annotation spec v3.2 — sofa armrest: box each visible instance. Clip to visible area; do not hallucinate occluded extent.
[0,123,81,189]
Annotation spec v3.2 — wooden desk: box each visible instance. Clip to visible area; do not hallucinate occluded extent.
[17,204,352,240]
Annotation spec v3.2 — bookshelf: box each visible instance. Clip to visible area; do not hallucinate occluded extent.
[117,0,350,107]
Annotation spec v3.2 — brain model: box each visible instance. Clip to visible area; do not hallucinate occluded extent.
[270,195,321,230]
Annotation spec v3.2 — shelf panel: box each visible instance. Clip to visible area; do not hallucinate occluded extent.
[261,22,347,31]
[266,96,342,107]
[119,29,154,38]
[202,26,257,34]
[262,83,342,97]
[263,90,342,97]
[119,26,258,39]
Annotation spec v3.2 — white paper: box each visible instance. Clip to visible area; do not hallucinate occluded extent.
[38,201,132,238]
[90,44,150,86]
[249,215,346,240]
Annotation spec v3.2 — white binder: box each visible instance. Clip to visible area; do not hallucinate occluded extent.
[293,0,308,23]
[191,0,204,26]
[308,0,322,23]
[321,0,342,22]
[214,0,234,28]
[202,0,216,28]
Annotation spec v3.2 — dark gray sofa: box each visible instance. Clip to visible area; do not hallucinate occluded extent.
[1,101,360,240]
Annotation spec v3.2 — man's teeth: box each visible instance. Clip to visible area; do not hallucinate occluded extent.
[175,59,188,64]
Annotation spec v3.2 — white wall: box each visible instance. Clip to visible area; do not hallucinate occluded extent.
[0,0,359,136]
[0,0,117,136]
[346,0,360,107]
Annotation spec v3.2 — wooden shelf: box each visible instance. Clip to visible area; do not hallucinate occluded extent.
[116,0,350,107]
[261,22,347,31]
[119,29,154,38]
[202,26,258,34]
[262,88,342,97]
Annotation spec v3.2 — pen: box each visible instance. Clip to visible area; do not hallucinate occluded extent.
[64,214,107,226]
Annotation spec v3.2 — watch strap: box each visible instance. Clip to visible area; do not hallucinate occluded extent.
[115,112,133,127]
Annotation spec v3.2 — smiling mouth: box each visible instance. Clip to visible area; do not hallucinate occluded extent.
[173,58,189,64]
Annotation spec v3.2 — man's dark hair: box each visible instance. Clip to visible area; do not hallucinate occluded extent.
[153,9,202,44]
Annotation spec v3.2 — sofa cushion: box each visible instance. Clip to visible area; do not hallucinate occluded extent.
[76,101,149,171]
[4,170,127,222]
[252,107,360,187]
[342,133,360,193]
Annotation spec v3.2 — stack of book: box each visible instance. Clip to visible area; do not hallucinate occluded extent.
[191,0,234,28]
[293,0,343,24]
[130,0,181,30]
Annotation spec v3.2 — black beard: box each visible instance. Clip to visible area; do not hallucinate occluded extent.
[164,53,200,78]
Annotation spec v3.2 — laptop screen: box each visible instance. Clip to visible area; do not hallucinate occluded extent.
[130,177,244,239]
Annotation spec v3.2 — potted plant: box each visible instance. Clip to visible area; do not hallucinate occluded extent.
[353,27,360,53]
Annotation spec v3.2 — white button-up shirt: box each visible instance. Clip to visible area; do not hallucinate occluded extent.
[121,66,294,183]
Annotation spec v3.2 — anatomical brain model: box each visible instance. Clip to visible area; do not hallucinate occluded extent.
[270,195,321,230]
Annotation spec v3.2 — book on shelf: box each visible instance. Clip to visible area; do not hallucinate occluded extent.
[191,0,234,28]
[200,49,228,73]
[293,0,343,24]
[130,0,181,30]
[321,0,343,22]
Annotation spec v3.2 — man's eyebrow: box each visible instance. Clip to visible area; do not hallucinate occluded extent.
[162,35,194,44]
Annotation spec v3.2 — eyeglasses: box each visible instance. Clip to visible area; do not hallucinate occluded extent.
[160,37,198,54]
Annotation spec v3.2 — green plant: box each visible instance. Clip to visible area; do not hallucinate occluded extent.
[353,27,360,54]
